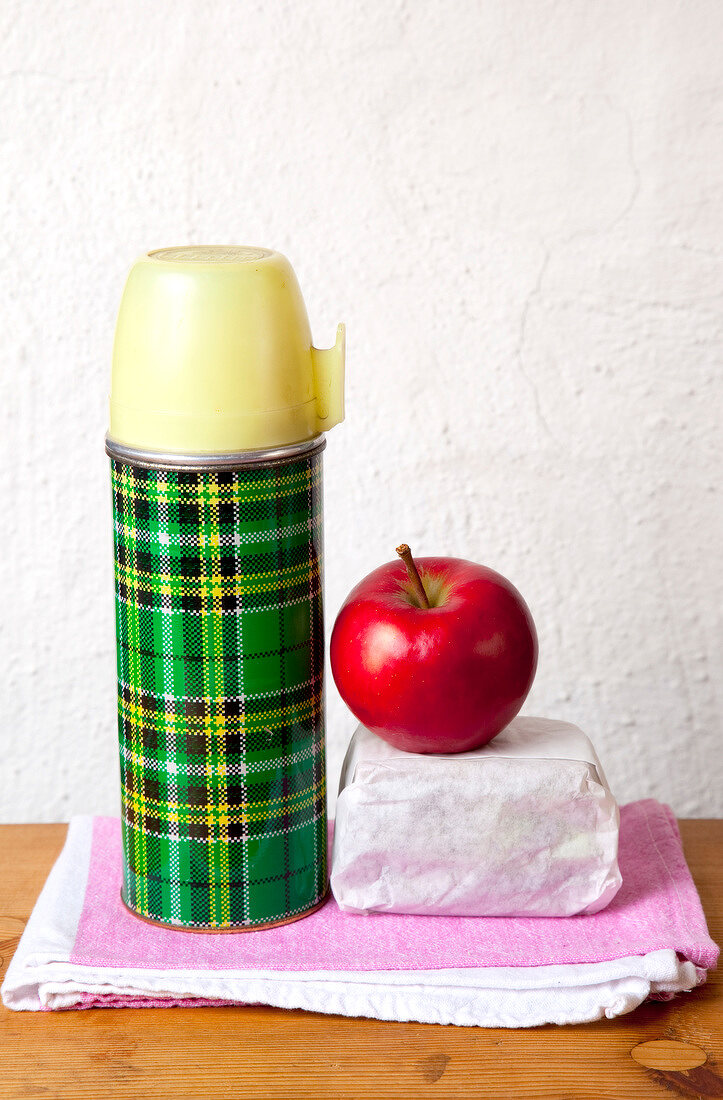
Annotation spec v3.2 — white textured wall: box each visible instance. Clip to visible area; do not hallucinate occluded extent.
[1,1,721,821]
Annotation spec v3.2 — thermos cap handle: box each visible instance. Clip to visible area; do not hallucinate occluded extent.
[109,246,345,455]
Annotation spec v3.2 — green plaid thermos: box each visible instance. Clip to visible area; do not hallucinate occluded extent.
[107,247,345,929]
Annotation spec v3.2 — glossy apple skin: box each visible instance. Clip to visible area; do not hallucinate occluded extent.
[330,557,538,754]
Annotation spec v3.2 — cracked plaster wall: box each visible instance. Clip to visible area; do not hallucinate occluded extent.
[1,0,721,820]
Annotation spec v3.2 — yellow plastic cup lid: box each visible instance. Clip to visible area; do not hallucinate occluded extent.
[109,246,345,455]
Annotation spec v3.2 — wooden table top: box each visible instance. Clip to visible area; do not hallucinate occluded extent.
[0,821,720,1099]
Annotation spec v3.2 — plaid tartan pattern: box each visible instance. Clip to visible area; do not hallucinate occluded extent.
[110,449,327,928]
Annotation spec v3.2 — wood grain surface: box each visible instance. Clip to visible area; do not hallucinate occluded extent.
[0,820,720,1100]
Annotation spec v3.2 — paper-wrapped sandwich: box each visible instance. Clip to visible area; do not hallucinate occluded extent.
[331,717,621,917]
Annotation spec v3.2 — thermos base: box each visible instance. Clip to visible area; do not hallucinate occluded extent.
[120,888,330,932]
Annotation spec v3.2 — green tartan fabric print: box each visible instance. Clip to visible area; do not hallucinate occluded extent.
[111,452,327,928]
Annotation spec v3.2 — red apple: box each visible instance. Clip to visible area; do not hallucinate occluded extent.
[330,546,538,753]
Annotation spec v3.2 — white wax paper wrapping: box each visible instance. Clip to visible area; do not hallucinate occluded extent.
[331,717,622,918]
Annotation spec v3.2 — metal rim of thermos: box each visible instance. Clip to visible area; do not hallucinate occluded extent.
[105,434,326,470]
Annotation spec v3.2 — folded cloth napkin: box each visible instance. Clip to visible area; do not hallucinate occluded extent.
[2,800,717,1028]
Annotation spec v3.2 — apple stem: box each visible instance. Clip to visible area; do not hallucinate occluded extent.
[395,544,430,609]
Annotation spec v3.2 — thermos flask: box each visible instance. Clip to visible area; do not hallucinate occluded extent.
[106,246,345,929]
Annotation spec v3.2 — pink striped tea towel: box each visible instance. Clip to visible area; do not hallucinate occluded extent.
[2,800,717,1027]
